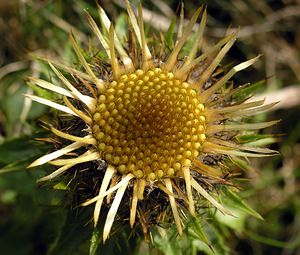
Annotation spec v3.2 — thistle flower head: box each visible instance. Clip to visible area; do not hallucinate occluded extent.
[27,1,278,242]
[93,67,206,180]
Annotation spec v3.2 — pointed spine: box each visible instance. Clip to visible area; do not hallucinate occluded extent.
[94,165,116,226]
[183,166,196,216]
[176,2,184,45]
[63,96,93,125]
[97,3,134,70]
[50,151,100,166]
[202,141,278,157]
[49,62,96,111]
[69,33,105,91]
[138,2,153,70]
[130,181,139,228]
[126,0,152,68]
[200,55,260,102]
[175,33,235,78]
[85,10,111,59]
[164,178,183,235]
[103,177,129,242]
[81,174,135,206]
[109,25,121,79]
[25,94,78,116]
[37,57,93,82]
[164,6,203,72]
[37,163,75,183]
[28,77,73,98]
[28,141,83,168]
[195,33,237,89]
[191,178,234,216]
[184,8,207,67]
[51,127,96,145]
[206,120,280,134]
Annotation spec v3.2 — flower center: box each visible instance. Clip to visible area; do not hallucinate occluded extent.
[92,68,206,181]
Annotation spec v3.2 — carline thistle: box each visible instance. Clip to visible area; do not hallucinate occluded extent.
[27,1,278,242]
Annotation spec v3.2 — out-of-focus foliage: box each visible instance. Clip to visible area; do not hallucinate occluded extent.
[0,0,300,254]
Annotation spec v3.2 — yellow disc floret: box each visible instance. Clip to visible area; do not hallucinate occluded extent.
[92,68,206,180]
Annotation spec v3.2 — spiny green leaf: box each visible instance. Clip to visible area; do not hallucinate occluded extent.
[180,32,198,59]
[115,13,129,44]
[194,224,230,255]
[237,133,276,143]
[0,158,35,175]
[187,218,210,247]
[245,229,300,249]
[153,226,182,255]
[165,17,176,50]
[89,228,100,255]
[0,135,47,165]
[233,80,265,101]
[48,209,91,255]
[223,188,264,220]
[245,137,277,147]
[28,83,59,101]
[230,156,254,172]
[53,182,69,190]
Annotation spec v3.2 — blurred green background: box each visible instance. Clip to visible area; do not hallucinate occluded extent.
[0,0,300,254]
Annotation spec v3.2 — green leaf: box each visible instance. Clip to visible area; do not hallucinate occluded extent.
[0,158,36,175]
[153,226,182,255]
[245,137,277,147]
[223,188,263,220]
[233,80,265,101]
[165,17,176,50]
[89,228,100,255]
[180,32,197,59]
[29,82,59,101]
[187,218,210,247]
[230,156,253,172]
[194,223,230,255]
[0,189,17,204]
[237,133,276,143]
[53,182,69,190]
[0,135,47,165]
[48,208,91,255]
[245,229,300,249]
[115,13,129,44]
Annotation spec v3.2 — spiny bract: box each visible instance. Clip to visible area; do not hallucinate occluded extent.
[27,1,278,242]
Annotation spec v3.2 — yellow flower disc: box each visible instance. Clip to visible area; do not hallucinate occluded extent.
[92,68,206,181]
